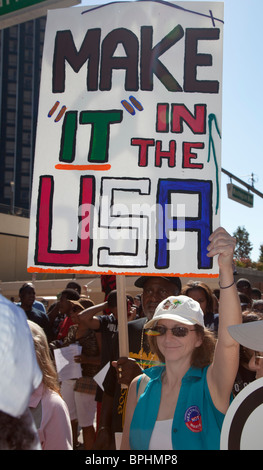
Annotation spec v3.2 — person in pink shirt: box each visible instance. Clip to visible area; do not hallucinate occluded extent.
[28,320,73,450]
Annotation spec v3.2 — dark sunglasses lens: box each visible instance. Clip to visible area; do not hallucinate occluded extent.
[145,326,166,336]
[154,326,166,335]
[172,326,188,337]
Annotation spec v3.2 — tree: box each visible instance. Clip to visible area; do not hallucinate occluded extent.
[233,226,253,260]
[259,244,263,263]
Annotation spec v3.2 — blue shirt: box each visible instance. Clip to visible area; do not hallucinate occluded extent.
[129,365,226,450]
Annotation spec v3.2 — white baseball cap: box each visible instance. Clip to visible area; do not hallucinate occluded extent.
[144,295,205,330]
[228,320,263,351]
[0,294,42,417]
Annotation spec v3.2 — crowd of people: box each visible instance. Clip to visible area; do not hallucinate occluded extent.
[1,227,263,450]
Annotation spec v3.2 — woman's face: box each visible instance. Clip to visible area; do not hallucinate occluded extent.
[156,319,202,364]
[187,288,207,314]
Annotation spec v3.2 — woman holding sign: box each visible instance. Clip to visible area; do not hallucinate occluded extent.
[120,227,242,450]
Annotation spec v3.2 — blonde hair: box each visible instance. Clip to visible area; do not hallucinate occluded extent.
[28,321,60,393]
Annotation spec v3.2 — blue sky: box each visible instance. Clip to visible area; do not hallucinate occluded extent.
[79,0,263,261]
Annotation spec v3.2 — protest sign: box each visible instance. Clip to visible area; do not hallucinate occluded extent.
[220,377,263,450]
[27,1,224,278]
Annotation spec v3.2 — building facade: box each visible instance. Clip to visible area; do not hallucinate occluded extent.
[0,17,46,214]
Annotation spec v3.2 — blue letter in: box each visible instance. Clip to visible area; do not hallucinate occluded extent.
[155,179,213,270]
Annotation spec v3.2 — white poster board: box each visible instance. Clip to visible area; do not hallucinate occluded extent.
[53,343,82,381]
[28,1,224,279]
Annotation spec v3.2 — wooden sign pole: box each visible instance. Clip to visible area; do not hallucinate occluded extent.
[116,274,129,358]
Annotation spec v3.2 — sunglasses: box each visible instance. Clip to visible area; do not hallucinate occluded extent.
[145,325,196,337]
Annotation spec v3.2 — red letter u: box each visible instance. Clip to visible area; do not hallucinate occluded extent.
[34,175,95,267]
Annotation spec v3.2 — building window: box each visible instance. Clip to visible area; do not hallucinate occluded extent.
[5,156,14,168]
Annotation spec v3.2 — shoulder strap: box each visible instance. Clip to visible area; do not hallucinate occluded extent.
[137,373,150,401]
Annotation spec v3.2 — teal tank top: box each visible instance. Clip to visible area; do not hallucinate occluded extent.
[129,365,226,450]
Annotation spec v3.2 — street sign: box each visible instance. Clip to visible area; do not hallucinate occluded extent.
[227,183,254,208]
[0,0,80,29]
